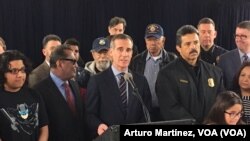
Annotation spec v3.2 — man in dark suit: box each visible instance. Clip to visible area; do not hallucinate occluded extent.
[218,20,250,90]
[34,45,88,141]
[29,34,61,88]
[156,25,224,123]
[86,34,152,139]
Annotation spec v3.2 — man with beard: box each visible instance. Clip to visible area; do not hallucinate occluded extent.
[78,37,110,88]
[197,17,228,65]
[156,25,224,123]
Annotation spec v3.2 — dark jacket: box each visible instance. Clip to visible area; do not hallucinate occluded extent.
[86,67,152,138]
[34,76,89,141]
[129,49,177,73]
[156,58,224,123]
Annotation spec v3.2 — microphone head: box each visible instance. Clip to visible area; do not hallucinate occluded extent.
[127,72,133,79]
[123,73,130,81]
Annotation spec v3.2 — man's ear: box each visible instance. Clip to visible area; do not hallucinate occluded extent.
[214,30,217,38]
[56,60,61,68]
[42,48,46,56]
[176,45,181,53]
[108,26,112,35]
[162,36,166,45]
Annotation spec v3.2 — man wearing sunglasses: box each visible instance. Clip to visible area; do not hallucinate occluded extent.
[33,45,88,141]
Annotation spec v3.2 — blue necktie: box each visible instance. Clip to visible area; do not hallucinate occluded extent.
[119,73,127,115]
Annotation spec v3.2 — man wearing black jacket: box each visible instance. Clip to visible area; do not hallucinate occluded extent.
[130,23,177,121]
[156,25,224,123]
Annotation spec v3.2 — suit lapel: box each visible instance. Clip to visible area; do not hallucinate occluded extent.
[104,68,127,117]
[46,76,67,103]
[232,49,242,70]
[68,80,83,116]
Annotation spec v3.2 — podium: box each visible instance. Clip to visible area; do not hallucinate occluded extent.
[93,119,196,141]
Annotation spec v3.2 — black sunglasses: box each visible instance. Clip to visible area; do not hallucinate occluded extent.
[61,58,77,65]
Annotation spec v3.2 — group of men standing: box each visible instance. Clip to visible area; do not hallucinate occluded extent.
[0,16,250,141]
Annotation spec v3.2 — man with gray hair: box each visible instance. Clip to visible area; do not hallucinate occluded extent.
[78,37,110,88]
[130,23,177,121]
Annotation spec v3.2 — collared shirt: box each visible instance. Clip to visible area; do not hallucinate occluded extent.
[50,72,67,100]
[144,51,163,107]
[238,50,250,63]
[45,60,50,66]
[111,65,129,102]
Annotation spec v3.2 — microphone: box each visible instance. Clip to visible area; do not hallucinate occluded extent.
[124,72,151,122]
[123,73,136,89]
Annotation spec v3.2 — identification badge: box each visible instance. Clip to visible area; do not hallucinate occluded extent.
[208,78,215,87]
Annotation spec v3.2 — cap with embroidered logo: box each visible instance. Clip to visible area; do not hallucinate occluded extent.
[91,37,110,52]
[145,24,164,39]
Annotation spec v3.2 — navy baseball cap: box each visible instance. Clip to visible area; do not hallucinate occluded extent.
[144,24,164,38]
[91,37,110,52]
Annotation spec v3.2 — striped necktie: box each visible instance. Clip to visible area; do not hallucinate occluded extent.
[119,73,127,115]
[243,54,248,63]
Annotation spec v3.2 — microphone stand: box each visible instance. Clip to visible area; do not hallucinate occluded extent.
[127,78,151,123]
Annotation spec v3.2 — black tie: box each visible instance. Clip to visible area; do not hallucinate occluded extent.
[119,73,127,115]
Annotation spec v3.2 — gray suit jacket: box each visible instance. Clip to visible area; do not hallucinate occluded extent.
[217,49,241,90]
[29,61,50,88]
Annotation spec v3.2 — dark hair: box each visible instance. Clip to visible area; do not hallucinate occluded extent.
[0,37,6,51]
[176,25,199,46]
[49,44,73,68]
[109,16,127,30]
[0,50,32,86]
[237,20,250,30]
[233,62,250,94]
[203,91,244,125]
[110,34,133,48]
[197,17,215,28]
[42,34,61,48]
[64,38,80,47]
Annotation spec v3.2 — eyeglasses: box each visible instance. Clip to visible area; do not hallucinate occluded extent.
[224,111,244,119]
[7,67,26,75]
[61,58,77,65]
[234,34,248,40]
